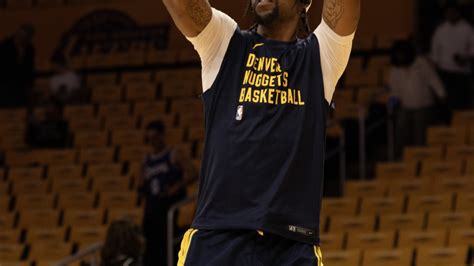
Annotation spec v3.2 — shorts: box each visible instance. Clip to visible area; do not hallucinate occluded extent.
[178,229,323,266]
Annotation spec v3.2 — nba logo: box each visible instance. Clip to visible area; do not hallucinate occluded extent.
[236,105,244,121]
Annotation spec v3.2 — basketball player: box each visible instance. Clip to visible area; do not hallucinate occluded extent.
[162,0,360,264]
[139,121,197,266]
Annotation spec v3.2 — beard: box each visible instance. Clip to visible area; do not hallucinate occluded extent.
[253,0,280,26]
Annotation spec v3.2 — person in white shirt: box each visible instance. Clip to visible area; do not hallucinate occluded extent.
[431,3,473,111]
[49,57,82,104]
[389,40,446,156]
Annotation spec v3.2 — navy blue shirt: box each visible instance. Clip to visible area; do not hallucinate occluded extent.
[192,28,329,245]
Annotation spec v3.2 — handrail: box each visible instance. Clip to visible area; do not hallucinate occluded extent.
[54,242,103,266]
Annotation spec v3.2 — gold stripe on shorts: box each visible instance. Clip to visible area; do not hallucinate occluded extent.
[178,228,198,266]
[313,246,324,266]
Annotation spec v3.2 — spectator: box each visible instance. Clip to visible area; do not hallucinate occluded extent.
[431,3,474,110]
[101,219,144,266]
[26,100,69,148]
[0,24,35,107]
[49,56,83,104]
[138,121,197,266]
[388,40,446,157]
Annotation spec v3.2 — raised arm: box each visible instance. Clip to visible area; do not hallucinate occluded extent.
[322,0,360,36]
[162,0,212,37]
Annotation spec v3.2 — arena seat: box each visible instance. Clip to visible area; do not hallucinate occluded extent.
[406,194,454,213]
[434,177,473,194]
[118,145,151,162]
[398,230,447,248]
[15,194,55,210]
[378,213,425,231]
[63,209,104,227]
[387,179,431,196]
[125,82,157,101]
[133,101,166,116]
[329,215,376,233]
[322,249,361,266]
[361,248,413,266]
[11,179,49,195]
[69,117,102,132]
[57,192,96,210]
[91,85,123,103]
[344,180,387,198]
[70,225,107,247]
[86,73,117,87]
[74,131,109,148]
[415,246,468,266]
[47,164,83,179]
[140,113,176,129]
[36,149,77,165]
[0,243,25,261]
[0,228,22,244]
[97,103,131,118]
[107,208,142,225]
[0,212,16,230]
[419,160,463,178]
[86,163,123,178]
[426,126,467,147]
[346,231,395,250]
[426,212,472,230]
[50,177,89,193]
[403,146,444,163]
[63,104,96,120]
[321,197,360,216]
[103,115,138,131]
[0,195,11,211]
[98,191,137,209]
[448,228,474,246]
[359,196,405,215]
[455,193,474,212]
[111,130,144,146]
[78,147,115,163]
[28,242,73,261]
[319,232,345,251]
[445,145,474,160]
[26,227,67,244]
[91,176,131,193]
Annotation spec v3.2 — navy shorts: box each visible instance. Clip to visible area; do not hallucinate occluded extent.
[178,229,323,266]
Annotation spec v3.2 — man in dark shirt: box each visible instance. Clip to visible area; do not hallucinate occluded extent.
[0,24,36,107]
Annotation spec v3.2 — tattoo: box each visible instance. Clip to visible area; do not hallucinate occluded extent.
[187,0,212,29]
[323,0,344,29]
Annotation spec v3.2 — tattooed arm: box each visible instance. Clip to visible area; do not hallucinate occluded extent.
[322,0,360,36]
[162,0,212,37]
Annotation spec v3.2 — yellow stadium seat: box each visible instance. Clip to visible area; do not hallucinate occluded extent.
[398,230,447,248]
[78,147,115,164]
[18,209,59,229]
[378,213,425,231]
[86,73,117,87]
[346,231,395,250]
[321,197,360,216]
[0,133,27,150]
[63,104,95,120]
[118,145,151,162]
[387,179,433,196]
[344,180,387,197]
[416,246,468,266]
[11,179,48,195]
[50,177,89,193]
[35,261,81,266]
[319,233,345,251]
[111,130,144,146]
[161,80,197,98]
[0,213,16,230]
[0,108,27,121]
[361,248,413,266]
[419,161,463,178]
[178,113,205,129]
[359,196,405,215]
[103,116,138,131]
[63,209,104,227]
[91,85,123,103]
[322,249,361,266]
[74,131,109,148]
[177,200,197,228]
[69,116,102,132]
[329,215,375,233]
[99,192,137,209]
[0,244,24,261]
[451,110,474,127]
[187,125,206,142]
[26,227,67,244]
[70,226,107,247]
[406,193,454,213]
[464,159,474,175]
[57,192,96,210]
[36,149,77,165]
[133,101,166,116]
[15,194,55,210]
[97,103,131,118]
[28,242,73,261]
[171,98,203,114]
[91,176,131,193]
[426,212,471,230]
[426,126,467,146]
[107,208,143,225]
[8,166,44,181]
[448,228,474,246]
[403,146,443,163]
[47,164,83,179]
[125,82,157,101]
[455,192,474,211]
[4,150,39,166]
[86,163,122,178]
[445,145,474,161]
[126,161,143,179]
[433,177,473,194]
[174,143,194,159]
[122,72,152,84]
[0,195,10,212]
[0,229,22,244]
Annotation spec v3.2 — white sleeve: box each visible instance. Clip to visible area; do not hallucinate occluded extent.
[186,8,238,92]
[314,20,354,103]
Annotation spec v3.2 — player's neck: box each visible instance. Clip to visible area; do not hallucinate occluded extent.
[256,20,299,42]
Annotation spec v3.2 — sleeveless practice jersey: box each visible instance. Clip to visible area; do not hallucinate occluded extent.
[192,28,329,245]
[142,150,184,210]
